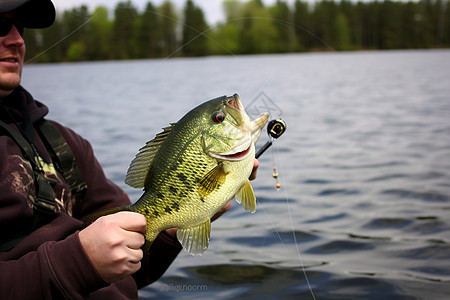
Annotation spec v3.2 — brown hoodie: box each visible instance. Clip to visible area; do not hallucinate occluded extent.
[0,86,182,299]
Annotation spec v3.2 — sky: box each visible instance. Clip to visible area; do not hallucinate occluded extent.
[51,0,292,24]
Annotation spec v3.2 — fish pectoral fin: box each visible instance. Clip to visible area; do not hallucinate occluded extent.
[198,163,228,198]
[125,124,176,188]
[235,180,256,213]
[176,219,211,255]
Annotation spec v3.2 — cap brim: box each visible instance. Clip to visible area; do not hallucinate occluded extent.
[0,0,55,28]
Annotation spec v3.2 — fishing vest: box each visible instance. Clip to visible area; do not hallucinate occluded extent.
[0,119,87,251]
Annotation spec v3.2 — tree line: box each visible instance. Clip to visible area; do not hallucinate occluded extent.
[24,0,450,62]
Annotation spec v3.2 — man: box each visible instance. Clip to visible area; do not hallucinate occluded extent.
[0,1,259,299]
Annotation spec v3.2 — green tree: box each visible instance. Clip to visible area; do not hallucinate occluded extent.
[208,22,240,55]
[333,12,353,50]
[182,0,209,56]
[379,0,402,49]
[113,1,138,59]
[237,0,278,53]
[86,6,112,60]
[293,0,311,51]
[23,30,40,62]
[61,5,90,61]
[422,0,447,47]
[159,1,179,57]
[223,0,244,22]
[269,0,295,53]
[445,0,450,45]
[210,0,243,55]
[338,0,357,48]
[311,0,338,50]
[35,17,65,62]
[135,2,162,58]
[66,42,86,61]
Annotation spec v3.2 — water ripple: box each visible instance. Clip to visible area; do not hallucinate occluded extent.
[381,189,450,202]
[365,173,409,182]
[303,179,333,184]
[305,213,348,223]
[317,188,361,196]
[363,218,414,229]
[227,230,319,247]
[396,244,450,260]
[306,240,374,254]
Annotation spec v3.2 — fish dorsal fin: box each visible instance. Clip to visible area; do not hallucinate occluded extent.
[198,163,229,198]
[125,124,175,188]
[177,219,211,255]
[235,179,256,213]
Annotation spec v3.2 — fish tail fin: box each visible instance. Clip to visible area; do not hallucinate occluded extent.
[82,206,132,228]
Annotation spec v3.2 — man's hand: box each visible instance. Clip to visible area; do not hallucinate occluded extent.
[249,159,259,180]
[79,212,146,283]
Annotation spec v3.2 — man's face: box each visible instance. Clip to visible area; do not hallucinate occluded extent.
[0,11,25,95]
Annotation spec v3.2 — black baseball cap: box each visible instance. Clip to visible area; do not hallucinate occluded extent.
[0,0,55,28]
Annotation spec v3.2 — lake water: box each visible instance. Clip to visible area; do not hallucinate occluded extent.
[22,50,450,299]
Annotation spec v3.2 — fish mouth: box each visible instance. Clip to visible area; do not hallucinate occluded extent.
[225,94,244,111]
[208,94,253,161]
[209,143,252,161]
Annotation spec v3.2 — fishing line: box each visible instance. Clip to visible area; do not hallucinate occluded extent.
[276,148,317,300]
[255,200,286,249]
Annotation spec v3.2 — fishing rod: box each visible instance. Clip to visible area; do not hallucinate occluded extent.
[255,118,287,159]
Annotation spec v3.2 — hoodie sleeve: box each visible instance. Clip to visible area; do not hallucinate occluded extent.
[0,231,110,300]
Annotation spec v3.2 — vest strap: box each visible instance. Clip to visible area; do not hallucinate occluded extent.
[37,120,87,198]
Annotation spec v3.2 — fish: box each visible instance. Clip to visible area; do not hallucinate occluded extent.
[85,94,269,255]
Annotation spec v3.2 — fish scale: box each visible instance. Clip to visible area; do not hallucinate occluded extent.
[84,94,269,255]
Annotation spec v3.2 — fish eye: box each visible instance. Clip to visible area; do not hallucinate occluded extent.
[212,111,225,123]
